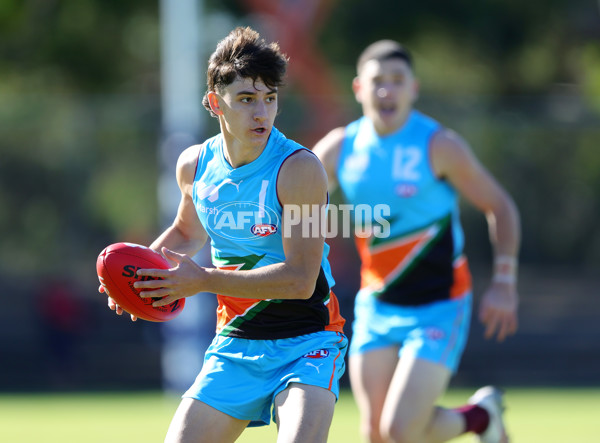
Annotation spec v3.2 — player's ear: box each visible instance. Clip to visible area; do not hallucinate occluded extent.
[352,76,362,103]
[207,91,224,116]
[411,78,420,102]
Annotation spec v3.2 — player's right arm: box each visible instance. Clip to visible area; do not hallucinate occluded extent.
[312,127,346,192]
[104,144,209,320]
[149,144,209,257]
[431,129,520,342]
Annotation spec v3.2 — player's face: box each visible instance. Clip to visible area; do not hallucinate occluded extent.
[354,58,418,135]
[214,76,278,151]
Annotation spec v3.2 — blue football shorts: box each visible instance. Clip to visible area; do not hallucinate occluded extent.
[349,291,472,373]
[183,330,348,427]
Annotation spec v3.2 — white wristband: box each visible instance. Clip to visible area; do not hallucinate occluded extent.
[494,256,517,274]
[492,273,517,284]
[494,255,517,267]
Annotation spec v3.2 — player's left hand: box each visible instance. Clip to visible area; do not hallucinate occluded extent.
[133,247,205,307]
[478,282,518,342]
[99,284,138,321]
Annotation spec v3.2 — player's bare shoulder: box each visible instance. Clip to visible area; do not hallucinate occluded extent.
[176,144,203,191]
[313,126,345,158]
[278,149,328,205]
[430,128,476,179]
[312,126,346,186]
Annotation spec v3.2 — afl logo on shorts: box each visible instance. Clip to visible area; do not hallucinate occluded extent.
[424,327,445,340]
[251,223,277,237]
[303,349,330,359]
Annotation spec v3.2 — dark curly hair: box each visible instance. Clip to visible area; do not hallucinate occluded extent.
[202,27,289,117]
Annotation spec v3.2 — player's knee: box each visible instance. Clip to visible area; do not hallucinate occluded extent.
[380,420,423,443]
[359,417,386,443]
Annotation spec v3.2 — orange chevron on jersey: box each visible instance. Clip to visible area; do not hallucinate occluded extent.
[449,255,472,299]
[215,291,346,336]
[323,291,346,333]
[215,263,272,335]
[355,223,442,294]
[215,295,269,335]
[213,262,344,339]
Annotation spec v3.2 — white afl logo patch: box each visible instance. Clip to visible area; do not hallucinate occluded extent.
[251,223,278,237]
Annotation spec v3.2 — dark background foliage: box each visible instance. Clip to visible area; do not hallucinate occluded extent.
[1,0,599,390]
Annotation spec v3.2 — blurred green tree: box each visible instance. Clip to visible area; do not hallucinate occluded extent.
[0,0,599,284]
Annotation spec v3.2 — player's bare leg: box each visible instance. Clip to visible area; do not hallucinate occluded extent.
[379,355,464,442]
[164,398,249,443]
[274,383,336,443]
[349,346,399,443]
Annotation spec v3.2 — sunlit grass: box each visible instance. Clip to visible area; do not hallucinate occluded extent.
[1,388,599,442]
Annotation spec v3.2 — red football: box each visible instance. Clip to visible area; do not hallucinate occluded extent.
[96,242,185,322]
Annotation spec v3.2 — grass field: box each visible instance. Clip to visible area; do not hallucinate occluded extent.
[1,387,599,442]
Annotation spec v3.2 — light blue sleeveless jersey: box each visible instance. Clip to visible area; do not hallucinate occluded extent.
[191,127,343,339]
[337,111,470,306]
[339,110,464,250]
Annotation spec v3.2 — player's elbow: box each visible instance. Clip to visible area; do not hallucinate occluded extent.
[290,275,317,300]
[293,282,314,300]
[490,194,521,228]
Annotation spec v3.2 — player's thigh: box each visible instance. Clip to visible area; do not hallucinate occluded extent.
[274,382,336,443]
[381,355,452,435]
[165,397,249,443]
[349,346,399,419]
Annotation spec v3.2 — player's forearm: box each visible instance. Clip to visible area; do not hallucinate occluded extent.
[487,196,520,255]
[486,196,521,282]
[150,224,206,257]
[201,262,318,300]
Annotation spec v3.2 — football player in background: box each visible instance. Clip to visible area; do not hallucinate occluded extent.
[313,39,520,443]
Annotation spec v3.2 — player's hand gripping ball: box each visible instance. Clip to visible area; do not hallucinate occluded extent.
[96,242,185,322]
